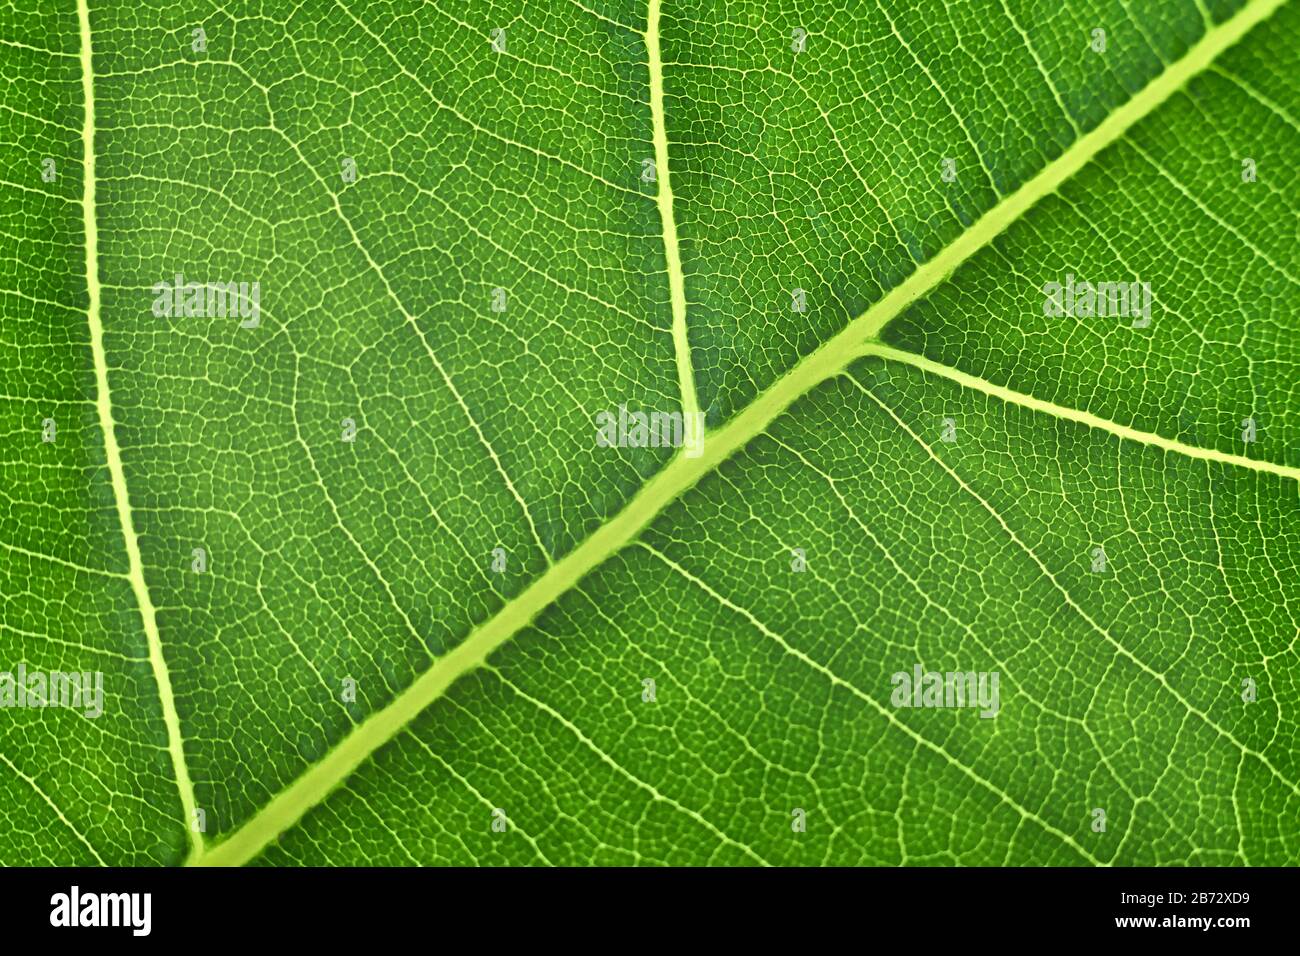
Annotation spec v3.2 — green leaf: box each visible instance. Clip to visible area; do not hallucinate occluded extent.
[1,0,1295,866]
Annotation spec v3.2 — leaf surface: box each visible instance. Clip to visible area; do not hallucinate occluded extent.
[0,0,1296,865]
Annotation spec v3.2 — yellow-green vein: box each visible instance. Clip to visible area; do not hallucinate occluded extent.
[647,0,699,424]
[78,0,201,860]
